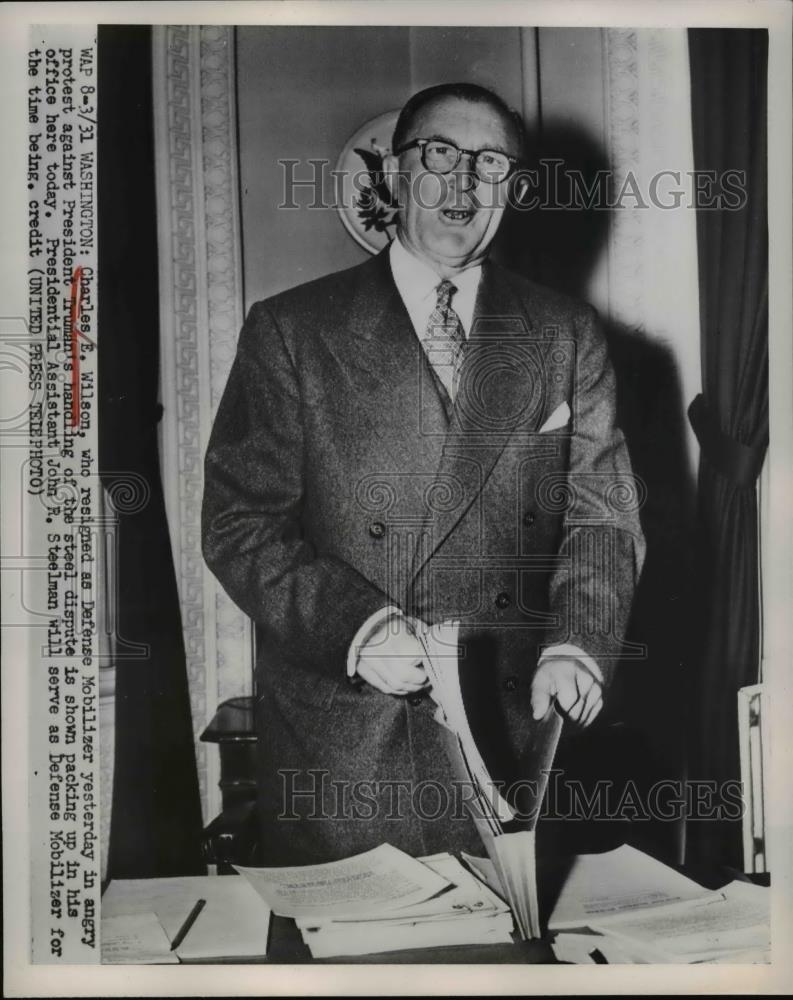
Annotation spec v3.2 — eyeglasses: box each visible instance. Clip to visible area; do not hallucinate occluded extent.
[393,138,519,184]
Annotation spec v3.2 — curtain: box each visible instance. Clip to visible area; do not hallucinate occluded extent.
[98,26,205,878]
[686,28,768,869]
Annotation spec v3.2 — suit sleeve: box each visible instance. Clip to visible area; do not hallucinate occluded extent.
[542,305,646,686]
[201,302,388,677]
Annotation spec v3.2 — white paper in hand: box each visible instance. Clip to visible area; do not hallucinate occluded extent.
[413,618,514,824]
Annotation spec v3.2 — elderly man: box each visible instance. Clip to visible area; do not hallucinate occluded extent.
[202,82,645,864]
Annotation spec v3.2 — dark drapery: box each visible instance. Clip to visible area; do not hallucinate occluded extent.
[99,26,205,878]
[686,29,769,869]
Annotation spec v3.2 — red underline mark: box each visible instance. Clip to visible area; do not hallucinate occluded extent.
[69,266,83,428]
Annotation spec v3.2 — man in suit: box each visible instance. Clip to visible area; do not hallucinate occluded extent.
[202,83,646,864]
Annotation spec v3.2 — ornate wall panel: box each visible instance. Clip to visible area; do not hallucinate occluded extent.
[603,28,701,473]
[603,29,644,329]
[152,25,252,824]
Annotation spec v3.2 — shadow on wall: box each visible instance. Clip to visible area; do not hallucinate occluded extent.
[494,122,700,863]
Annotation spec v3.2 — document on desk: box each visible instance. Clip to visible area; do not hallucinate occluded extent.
[234,843,451,919]
[548,843,717,929]
[300,853,509,925]
[591,880,771,963]
[101,913,178,964]
[102,875,272,960]
[294,853,513,958]
[550,930,661,965]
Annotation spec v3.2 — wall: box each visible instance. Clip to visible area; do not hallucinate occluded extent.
[237,26,532,304]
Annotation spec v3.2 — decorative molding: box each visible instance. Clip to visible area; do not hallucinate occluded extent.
[200,26,245,408]
[602,28,701,476]
[199,26,254,706]
[152,25,252,825]
[603,28,644,332]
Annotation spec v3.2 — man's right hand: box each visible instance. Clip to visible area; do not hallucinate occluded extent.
[356,616,429,696]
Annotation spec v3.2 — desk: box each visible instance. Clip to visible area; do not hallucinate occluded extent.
[186,914,556,964]
[107,849,765,964]
[198,860,765,964]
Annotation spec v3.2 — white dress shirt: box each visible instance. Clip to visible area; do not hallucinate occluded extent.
[347,237,602,687]
[388,233,482,340]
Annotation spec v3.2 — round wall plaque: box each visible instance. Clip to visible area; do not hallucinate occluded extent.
[336,110,400,255]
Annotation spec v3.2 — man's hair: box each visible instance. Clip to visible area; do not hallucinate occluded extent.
[392,82,525,156]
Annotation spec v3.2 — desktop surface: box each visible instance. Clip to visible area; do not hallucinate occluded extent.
[185,912,556,964]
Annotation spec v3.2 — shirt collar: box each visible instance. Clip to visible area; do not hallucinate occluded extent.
[388,235,483,336]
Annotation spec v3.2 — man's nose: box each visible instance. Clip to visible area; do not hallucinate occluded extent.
[448,157,478,192]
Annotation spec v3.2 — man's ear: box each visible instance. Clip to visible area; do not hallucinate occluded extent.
[511,169,538,210]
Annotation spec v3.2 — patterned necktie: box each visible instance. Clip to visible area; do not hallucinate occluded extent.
[423,279,466,402]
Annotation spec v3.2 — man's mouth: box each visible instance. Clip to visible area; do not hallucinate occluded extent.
[440,208,475,223]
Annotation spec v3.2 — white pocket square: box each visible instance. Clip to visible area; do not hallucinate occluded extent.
[538,401,571,433]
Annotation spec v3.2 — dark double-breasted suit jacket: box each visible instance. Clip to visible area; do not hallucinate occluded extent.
[202,247,646,864]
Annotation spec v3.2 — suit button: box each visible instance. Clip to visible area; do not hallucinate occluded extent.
[408,692,426,707]
[523,511,536,528]
[495,591,511,609]
[503,676,519,692]
[369,521,386,539]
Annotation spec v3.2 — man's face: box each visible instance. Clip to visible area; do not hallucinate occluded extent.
[385,96,519,275]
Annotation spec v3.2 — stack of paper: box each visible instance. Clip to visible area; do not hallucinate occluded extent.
[548,844,770,964]
[296,854,513,958]
[101,875,272,962]
[235,843,512,958]
[235,843,451,920]
[585,880,771,963]
[414,619,563,940]
[413,620,514,823]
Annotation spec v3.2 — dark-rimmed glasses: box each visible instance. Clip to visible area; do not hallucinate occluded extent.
[393,138,519,184]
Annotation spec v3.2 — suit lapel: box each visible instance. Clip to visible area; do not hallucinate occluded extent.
[325,250,555,589]
[328,249,449,474]
[411,261,548,579]
[325,248,451,614]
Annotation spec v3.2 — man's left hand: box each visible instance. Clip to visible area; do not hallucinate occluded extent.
[530,657,603,727]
